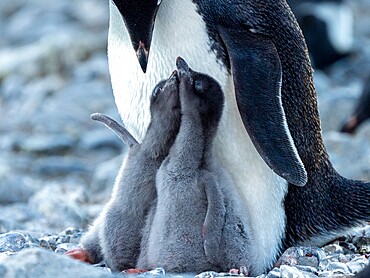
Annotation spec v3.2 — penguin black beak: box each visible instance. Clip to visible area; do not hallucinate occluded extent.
[176,57,191,77]
[136,42,149,73]
[111,0,159,73]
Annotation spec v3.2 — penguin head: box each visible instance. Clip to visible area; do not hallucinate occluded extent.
[111,0,162,73]
[176,57,224,132]
[150,70,181,126]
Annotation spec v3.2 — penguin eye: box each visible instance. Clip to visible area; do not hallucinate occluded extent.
[152,87,162,100]
[194,80,204,93]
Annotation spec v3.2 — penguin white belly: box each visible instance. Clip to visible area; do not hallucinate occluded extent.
[108,0,288,273]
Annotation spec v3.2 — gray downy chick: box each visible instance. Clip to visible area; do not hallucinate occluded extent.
[139,57,251,274]
[79,72,181,271]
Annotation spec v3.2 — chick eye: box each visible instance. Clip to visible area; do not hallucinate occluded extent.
[194,80,203,93]
[153,87,162,99]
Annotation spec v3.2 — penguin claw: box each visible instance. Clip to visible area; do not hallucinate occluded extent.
[229,266,248,276]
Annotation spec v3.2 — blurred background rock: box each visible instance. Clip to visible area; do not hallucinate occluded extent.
[0,0,369,234]
[0,0,123,233]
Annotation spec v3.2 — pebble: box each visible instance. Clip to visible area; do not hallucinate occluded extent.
[348,261,368,274]
[0,232,26,252]
[0,227,368,277]
[0,248,116,278]
[280,265,310,278]
[266,268,281,278]
[326,262,349,273]
[322,244,344,256]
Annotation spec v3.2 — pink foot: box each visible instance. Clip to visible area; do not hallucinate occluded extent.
[229,266,248,276]
[65,248,94,264]
[122,268,148,274]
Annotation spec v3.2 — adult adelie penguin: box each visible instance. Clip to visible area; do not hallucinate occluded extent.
[107,0,370,275]
[287,0,353,69]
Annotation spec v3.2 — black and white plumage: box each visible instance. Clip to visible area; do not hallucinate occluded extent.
[108,0,370,274]
[287,0,353,69]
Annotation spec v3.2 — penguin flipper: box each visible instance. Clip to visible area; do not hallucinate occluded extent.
[202,174,226,265]
[91,113,139,147]
[218,27,307,187]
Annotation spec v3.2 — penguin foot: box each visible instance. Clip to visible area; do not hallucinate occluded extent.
[122,268,148,274]
[229,266,248,276]
[65,247,94,264]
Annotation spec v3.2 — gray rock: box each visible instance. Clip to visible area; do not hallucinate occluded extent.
[193,270,242,278]
[79,129,123,152]
[325,262,349,274]
[67,1,108,29]
[322,244,344,256]
[266,267,281,278]
[28,184,89,231]
[295,265,318,274]
[0,0,27,19]
[275,247,327,269]
[0,219,24,234]
[33,156,91,176]
[54,243,79,255]
[280,265,311,278]
[0,203,39,231]
[0,248,116,278]
[72,54,110,82]
[347,260,369,274]
[356,121,370,138]
[317,83,362,132]
[0,175,41,204]
[323,131,370,180]
[15,134,77,154]
[317,271,338,277]
[0,232,26,252]
[0,74,26,102]
[89,155,123,203]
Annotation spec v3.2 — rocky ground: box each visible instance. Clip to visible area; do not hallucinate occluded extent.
[0,0,369,277]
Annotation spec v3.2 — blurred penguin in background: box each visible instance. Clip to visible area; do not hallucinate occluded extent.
[287,1,370,134]
[341,76,370,134]
[287,0,354,70]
